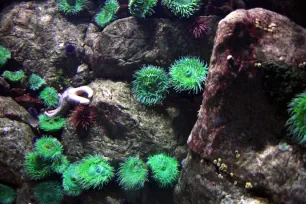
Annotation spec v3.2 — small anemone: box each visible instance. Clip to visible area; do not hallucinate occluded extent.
[132,65,170,106]
[162,0,202,18]
[34,181,63,204]
[76,155,114,189]
[128,0,158,18]
[0,184,15,204]
[0,46,11,67]
[62,164,83,196]
[69,105,97,131]
[169,56,208,94]
[24,152,52,180]
[117,157,148,190]
[146,154,179,187]
[29,73,46,90]
[57,0,88,15]
[39,87,59,108]
[38,114,66,132]
[95,0,119,28]
[35,137,63,160]
[286,91,306,146]
[2,70,25,82]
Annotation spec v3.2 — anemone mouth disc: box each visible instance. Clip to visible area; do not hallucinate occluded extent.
[176,0,193,6]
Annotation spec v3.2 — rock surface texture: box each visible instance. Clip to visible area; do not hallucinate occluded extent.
[175,8,306,204]
[61,79,200,162]
[0,97,34,186]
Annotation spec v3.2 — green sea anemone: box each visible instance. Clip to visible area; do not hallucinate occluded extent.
[128,0,158,18]
[95,0,119,28]
[52,155,70,174]
[29,73,46,90]
[117,157,148,190]
[35,137,63,160]
[132,65,170,106]
[162,0,201,18]
[62,164,83,196]
[169,56,208,94]
[57,0,88,15]
[39,87,59,108]
[24,152,52,180]
[77,155,114,189]
[38,114,66,132]
[146,154,179,187]
[0,184,15,204]
[0,46,11,66]
[2,70,25,82]
[34,181,63,204]
[286,91,306,145]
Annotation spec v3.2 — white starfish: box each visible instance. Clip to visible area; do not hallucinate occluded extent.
[44,86,94,117]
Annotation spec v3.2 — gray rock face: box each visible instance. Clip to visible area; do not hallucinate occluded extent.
[175,8,306,204]
[85,16,218,81]
[61,79,198,162]
[0,0,87,82]
[0,97,34,186]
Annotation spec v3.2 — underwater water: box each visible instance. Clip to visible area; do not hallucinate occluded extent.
[1,0,306,203]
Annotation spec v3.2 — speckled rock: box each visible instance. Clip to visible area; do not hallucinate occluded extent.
[0,0,87,84]
[61,79,199,162]
[175,8,306,204]
[0,97,35,186]
[85,16,219,81]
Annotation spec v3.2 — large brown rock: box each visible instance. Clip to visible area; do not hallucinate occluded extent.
[85,16,218,81]
[175,8,306,204]
[0,97,35,186]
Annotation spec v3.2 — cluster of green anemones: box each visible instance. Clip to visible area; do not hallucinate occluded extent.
[286,91,306,146]
[34,181,63,204]
[128,0,158,18]
[169,56,208,94]
[24,137,69,180]
[39,87,59,108]
[62,155,114,196]
[131,57,208,105]
[2,70,25,82]
[57,0,88,15]
[162,0,202,18]
[0,184,16,204]
[132,65,170,106]
[0,45,11,66]
[95,0,119,28]
[38,114,66,132]
[29,73,46,90]
[146,153,179,187]
[117,157,148,190]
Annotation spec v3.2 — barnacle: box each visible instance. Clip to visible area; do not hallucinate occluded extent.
[117,157,148,190]
[57,0,88,15]
[132,65,170,106]
[24,152,52,180]
[62,164,83,196]
[169,56,208,94]
[95,0,119,28]
[146,154,179,187]
[0,184,15,204]
[34,181,63,204]
[2,70,25,82]
[35,137,63,160]
[38,114,66,132]
[0,46,11,66]
[76,155,114,189]
[161,0,201,18]
[39,87,59,108]
[29,74,46,90]
[286,91,306,146]
[128,0,158,18]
